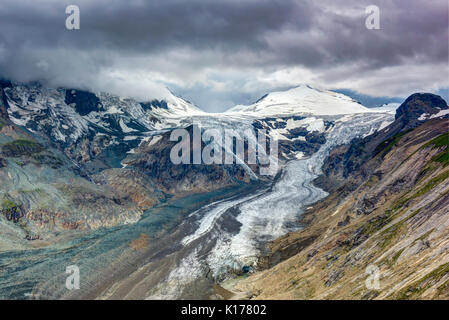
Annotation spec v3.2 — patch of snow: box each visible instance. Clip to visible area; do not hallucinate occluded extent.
[292,136,306,142]
[119,119,137,133]
[418,113,429,121]
[103,105,124,115]
[294,151,305,159]
[148,135,162,146]
[430,109,449,119]
[268,128,289,141]
[378,120,393,131]
[9,115,28,127]
[123,135,139,141]
[304,117,325,132]
[362,127,376,138]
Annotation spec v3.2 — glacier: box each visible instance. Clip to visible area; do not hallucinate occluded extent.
[145,111,394,299]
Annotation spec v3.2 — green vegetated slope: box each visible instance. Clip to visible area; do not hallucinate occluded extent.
[231,116,449,300]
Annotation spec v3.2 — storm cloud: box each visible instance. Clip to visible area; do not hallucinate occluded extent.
[0,0,447,111]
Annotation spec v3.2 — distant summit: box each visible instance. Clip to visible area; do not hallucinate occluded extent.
[226,84,370,117]
[395,93,448,127]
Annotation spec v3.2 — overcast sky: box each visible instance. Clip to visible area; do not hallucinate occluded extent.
[0,0,447,112]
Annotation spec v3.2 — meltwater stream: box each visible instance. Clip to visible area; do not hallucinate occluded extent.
[0,112,392,300]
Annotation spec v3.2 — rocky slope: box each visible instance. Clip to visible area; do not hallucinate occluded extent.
[0,101,144,250]
[3,81,345,250]
[2,81,203,174]
[229,93,449,300]
[0,81,247,250]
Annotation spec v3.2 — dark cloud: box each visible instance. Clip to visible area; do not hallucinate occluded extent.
[0,0,447,112]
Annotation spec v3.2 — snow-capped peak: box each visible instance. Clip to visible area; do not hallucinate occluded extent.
[146,89,206,118]
[97,86,205,119]
[226,84,370,117]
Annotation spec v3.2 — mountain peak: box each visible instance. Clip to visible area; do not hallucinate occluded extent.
[227,85,369,117]
[395,93,448,126]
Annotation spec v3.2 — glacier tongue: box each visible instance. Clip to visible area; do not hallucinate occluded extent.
[205,112,393,279]
[148,111,394,298]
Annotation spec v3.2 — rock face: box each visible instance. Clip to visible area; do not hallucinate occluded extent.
[315,93,448,193]
[92,168,166,210]
[232,95,449,300]
[123,125,252,195]
[395,93,447,125]
[1,200,25,223]
[251,116,330,161]
[0,81,11,121]
[65,89,101,116]
[1,139,44,157]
